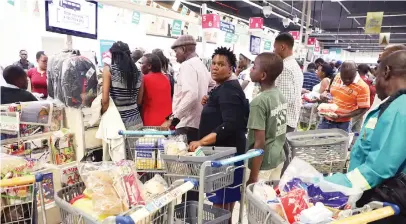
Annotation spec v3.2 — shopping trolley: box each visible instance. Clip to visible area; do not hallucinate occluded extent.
[0,174,47,224]
[162,148,264,224]
[246,181,401,224]
[55,179,197,224]
[286,129,349,174]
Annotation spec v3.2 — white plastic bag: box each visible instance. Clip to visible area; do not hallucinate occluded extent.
[279,158,363,208]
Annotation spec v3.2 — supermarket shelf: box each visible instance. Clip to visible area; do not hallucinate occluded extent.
[1,131,58,145]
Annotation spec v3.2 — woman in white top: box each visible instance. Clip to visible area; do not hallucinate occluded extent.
[313,62,335,93]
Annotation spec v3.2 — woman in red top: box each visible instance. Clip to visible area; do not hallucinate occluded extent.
[138,53,172,126]
[27,51,48,98]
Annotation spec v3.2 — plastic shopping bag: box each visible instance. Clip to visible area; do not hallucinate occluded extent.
[279,158,363,209]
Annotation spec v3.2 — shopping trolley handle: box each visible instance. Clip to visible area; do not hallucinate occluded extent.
[211,149,264,168]
[118,130,175,136]
[0,174,43,187]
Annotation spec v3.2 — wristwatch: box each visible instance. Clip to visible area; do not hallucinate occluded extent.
[165,113,174,121]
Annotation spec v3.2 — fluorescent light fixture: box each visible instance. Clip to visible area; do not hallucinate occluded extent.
[348,13,406,19]
[172,0,181,11]
[357,25,406,28]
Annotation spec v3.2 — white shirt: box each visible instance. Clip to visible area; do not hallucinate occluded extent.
[276,55,304,128]
[238,66,259,102]
[173,56,211,129]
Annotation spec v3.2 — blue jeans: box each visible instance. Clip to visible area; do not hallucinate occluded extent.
[318,118,351,132]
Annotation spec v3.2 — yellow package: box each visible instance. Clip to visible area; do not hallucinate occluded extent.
[135,149,156,170]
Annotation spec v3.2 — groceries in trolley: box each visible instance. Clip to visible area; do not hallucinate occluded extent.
[73,160,172,222]
[247,158,366,224]
[47,51,98,108]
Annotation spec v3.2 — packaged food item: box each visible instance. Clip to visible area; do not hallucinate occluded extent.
[143,174,168,200]
[157,138,165,169]
[279,188,310,224]
[317,103,339,117]
[70,195,109,221]
[135,138,156,170]
[164,140,187,156]
[300,202,333,223]
[254,181,277,202]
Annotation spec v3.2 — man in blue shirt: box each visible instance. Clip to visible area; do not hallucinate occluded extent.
[302,62,320,92]
[325,50,406,223]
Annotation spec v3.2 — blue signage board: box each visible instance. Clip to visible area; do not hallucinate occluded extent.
[220,21,235,34]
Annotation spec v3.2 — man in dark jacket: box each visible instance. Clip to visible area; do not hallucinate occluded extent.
[1,65,37,104]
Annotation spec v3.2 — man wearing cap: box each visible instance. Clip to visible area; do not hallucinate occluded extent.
[164,35,212,144]
[237,52,258,102]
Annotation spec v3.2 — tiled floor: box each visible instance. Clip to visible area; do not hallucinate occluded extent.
[232,202,249,224]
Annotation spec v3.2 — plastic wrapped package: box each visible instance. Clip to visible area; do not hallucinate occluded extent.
[0,153,31,180]
[143,174,168,200]
[47,52,74,103]
[78,161,145,216]
[253,181,277,202]
[61,56,98,108]
[135,139,156,170]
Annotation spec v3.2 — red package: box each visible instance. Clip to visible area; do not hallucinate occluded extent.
[279,188,310,224]
[123,173,145,207]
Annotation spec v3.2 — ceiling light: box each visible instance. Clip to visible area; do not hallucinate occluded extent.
[335,39,339,44]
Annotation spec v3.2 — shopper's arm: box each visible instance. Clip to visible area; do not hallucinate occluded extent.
[248,129,265,184]
[137,79,144,105]
[173,64,198,120]
[325,109,406,190]
[101,66,111,114]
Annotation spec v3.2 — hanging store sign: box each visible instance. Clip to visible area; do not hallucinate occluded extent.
[132,11,141,24]
[99,39,115,65]
[289,31,300,41]
[322,49,329,54]
[364,12,384,34]
[379,33,390,46]
[220,21,235,34]
[307,37,317,46]
[232,34,239,44]
[250,35,261,55]
[249,17,264,30]
[225,32,234,43]
[314,46,320,53]
[180,5,188,15]
[264,40,272,51]
[171,20,183,36]
[7,0,15,6]
[202,14,220,29]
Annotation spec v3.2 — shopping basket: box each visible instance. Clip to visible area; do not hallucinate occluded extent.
[286,129,349,174]
[0,174,46,224]
[173,201,230,224]
[55,179,197,224]
[161,146,236,193]
[246,181,401,224]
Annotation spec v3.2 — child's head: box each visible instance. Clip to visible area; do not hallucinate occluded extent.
[250,53,283,84]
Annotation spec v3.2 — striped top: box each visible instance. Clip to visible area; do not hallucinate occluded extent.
[329,74,370,122]
[109,64,143,129]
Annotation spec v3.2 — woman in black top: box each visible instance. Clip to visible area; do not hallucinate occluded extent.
[189,47,248,222]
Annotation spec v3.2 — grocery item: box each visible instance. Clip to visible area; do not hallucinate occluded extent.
[164,140,188,156]
[253,181,277,202]
[300,202,333,223]
[50,129,75,165]
[279,188,310,224]
[70,195,109,221]
[135,139,156,170]
[317,103,338,117]
[143,174,168,200]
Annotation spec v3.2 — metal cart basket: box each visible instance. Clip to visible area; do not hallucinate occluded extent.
[246,181,288,224]
[173,201,230,224]
[161,147,236,193]
[298,103,320,131]
[286,129,349,174]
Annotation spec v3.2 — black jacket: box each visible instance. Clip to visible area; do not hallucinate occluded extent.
[1,86,37,104]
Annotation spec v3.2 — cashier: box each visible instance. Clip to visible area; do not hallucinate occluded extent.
[325,50,406,223]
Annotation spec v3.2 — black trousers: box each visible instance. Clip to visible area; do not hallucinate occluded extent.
[280,126,296,177]
[176,127,200,201]
[356,173,406,223]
